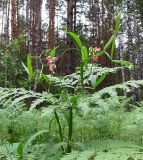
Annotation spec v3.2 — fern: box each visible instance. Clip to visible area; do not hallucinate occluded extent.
[0,143,49,160]
[60,151,79,160]
[1,77,143,160]
[1,80,142,112]
[60,140,143,160]
[0,145,7,160]
[0,87,57,109]
[76,80,143,116]
[52,64,123,89]
[77,150,96,160]
[45,142,67,159]
[60,150,96,160]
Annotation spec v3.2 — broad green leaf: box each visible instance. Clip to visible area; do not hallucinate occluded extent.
[111,16,120,59]
[104,35,115,52]
[97,51,104,56]
[12,142,24,156]
[115,16,120,34]
[67,32,83,49]
[81,46,88,65]
[92,73,107,89]
[27,55,33,78]
[81,46,88,61]
[67,32,89,89]
[111,38,115,59]
[17,143,24,156]
[97,35,115,56]
[70,95,78,106]
[23,130,48,155]
[113,60,133,69]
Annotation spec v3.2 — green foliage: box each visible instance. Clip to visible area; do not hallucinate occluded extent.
[23,130,48,155]
[60,140,143,160]
[1,88,143,159]
[90,73,107,89]
[48,46,59,58]
[50,64,123,90]
[67,31,89,88]
[0,16,143,160]
[0,87,57,109]
[22,55,34,79]
[112,59,133,69]
[97,16,120,58]
[67,32,83,50]
[0,34,25,87]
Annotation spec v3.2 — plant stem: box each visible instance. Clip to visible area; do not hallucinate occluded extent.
[54,110,64,151]
[67,104,73,153]
[80,61,84,90]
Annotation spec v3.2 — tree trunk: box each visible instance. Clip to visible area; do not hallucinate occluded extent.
[60,0,77,74]
[48,0,56,49]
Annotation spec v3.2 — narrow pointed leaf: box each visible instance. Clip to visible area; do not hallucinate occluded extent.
[67,32,83,49]
[49,46,59,57]
[111,16,120,59]
[27,55,33,78]
[17,143,24,156]
[97,16,120,58]
[104,35,115,51]
[113,60,133,69]
[23,130,48,155]
[92,73,107,89]
[81,46,88,65]
[21,62,29,75]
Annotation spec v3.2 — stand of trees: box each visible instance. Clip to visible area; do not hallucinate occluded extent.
[0,0,143,87]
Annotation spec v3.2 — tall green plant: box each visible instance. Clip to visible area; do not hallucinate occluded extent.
[54,15,133,154]
[68,15,133,91]
[20,15,134,157]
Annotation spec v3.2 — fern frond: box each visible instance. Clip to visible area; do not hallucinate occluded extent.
[0,87,57,109]
[60,140,143,160]
[60,151,79,160]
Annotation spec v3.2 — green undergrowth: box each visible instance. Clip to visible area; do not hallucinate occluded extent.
[1,85,143,159]
[0,19,143,159]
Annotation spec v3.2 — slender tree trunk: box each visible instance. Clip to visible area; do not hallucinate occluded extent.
[29,0,43,90]
[5,0,10,39]
[65,0,77,74]
[11,0,16,38]
[127,0,134,80]
[48,0,56,49]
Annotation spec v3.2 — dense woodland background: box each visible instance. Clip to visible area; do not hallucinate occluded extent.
[0,0,143,89]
